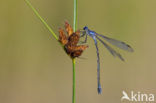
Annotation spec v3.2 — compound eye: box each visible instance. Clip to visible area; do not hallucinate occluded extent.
[83,26,87,30]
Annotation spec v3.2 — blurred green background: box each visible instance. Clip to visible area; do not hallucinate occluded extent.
[0,0,156,103]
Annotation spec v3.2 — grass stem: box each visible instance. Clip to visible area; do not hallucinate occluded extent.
[73,0,77,32]
[24,0,58,41]
[73,0,77,103]
[72,59,76,103]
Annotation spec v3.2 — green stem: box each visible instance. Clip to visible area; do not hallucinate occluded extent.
[73,0,77,103]
[73,0,77,32]
[24,0,58,41]
[72,59,76,103]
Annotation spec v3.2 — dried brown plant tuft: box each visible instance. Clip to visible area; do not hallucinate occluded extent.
[59,21,88,58]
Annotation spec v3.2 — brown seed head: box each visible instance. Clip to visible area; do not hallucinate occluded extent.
[65,21,73,36]
[58,28,68,45]
[59,21,88,58]
[67,31,80,46]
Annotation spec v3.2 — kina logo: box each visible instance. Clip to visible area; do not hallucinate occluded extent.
[121,90,154,102]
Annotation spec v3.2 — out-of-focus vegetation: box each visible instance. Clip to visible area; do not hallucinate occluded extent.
[0,0,156,103]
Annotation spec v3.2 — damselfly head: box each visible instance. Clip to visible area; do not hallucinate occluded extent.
[83,26,88,30]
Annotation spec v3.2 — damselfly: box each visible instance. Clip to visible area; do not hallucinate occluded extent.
[81,26,134,94]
